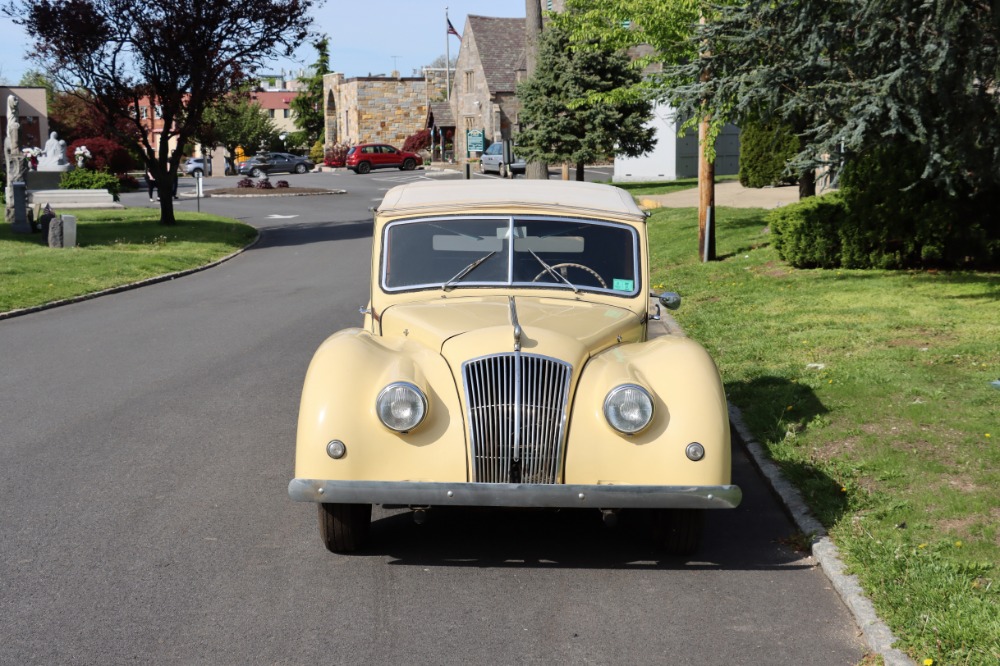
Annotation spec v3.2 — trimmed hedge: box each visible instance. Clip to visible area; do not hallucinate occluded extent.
[739,119,799,188]
[768,142,1000,270]
[59,168,121,201]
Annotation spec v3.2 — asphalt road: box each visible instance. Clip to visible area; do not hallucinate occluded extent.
[0,168,866,664]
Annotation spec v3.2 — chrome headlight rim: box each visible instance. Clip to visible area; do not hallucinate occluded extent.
[603,383,655,435]
[375,381,428,433]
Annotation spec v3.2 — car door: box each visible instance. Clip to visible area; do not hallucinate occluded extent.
[481,143,502,173]
[267,153,290,173]
[379,145,402,168]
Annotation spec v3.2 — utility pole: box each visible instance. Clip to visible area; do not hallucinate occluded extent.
[697,15,716,262]
[524,0,549,180]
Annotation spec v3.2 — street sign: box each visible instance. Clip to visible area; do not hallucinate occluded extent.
[466,129,485,154]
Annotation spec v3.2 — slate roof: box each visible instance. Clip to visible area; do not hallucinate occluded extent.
[467,16,526,94]
[427,101,455,128]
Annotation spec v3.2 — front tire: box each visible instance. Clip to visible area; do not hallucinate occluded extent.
[499,163,508,179]
[192,168,203,177]
[654,509,704,556]
[402,158,416,171]
[318,503,372,553]
[357,161,371,174]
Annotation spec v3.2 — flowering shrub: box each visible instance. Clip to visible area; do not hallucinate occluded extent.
[74,145,92,160]
[22,147,42,158]
[402,129,431,153]
[236,178,254,188]
[324,142,351,167]
[254,178,274,190]
[276,180,289,188]
[67,138,133,172]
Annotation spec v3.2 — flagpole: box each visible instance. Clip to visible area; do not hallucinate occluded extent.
[445,6,451,101]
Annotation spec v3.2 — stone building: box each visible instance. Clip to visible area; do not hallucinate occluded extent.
[449,15,526,159]
[323,71,448,148]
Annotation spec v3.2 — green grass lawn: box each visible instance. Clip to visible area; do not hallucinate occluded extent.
[648,206,999,665]
[0,209,257,313]
[609,174,739,196]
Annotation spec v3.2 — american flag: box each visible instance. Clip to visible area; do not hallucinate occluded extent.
[447,18,461,38]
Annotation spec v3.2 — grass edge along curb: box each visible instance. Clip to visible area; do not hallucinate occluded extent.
[728,404,915,666]
[0,230,261,322]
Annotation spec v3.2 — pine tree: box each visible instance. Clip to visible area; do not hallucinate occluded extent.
[516,23,656,180]
[290,37,330,147]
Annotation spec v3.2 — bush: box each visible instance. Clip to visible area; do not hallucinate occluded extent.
[324,143,350,167]
[739,119,799,188]
[276,180,289,188]
[117,173,139,190]
[309,140,324,164]
[402,129,431,153]
[768,192,847,268]
[59,168,121,201]
[66,137,134,173]
[768,140,1000,270]
[236,178,254,188]
[254,178,274,190]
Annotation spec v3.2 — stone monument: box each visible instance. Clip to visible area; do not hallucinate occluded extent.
[37,131,71,171]
[4,94,26,225]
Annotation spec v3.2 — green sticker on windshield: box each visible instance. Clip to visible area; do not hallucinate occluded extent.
[613,279,634,292]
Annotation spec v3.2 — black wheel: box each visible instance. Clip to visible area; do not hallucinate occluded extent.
[654,509,704,556]
[499,162,508,179]
[402,158,416,171]
[295,163,307,174]
[318,503,372,553]
[357,161,371,174]
[192,168,203,177]
[250,167,265,178]
[532,262,608,289]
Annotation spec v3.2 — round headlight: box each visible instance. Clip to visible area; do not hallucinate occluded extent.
[376,382,428,432]
[604,384,654,435]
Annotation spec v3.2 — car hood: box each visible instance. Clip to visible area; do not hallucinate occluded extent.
[379,296,644,367]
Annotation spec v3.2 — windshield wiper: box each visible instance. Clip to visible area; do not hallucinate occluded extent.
[442,251,497,291]
[528,250,579,293]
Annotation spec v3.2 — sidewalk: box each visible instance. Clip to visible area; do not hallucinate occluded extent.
[638,180,802,209]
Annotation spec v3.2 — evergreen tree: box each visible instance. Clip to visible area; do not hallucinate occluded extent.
[290,37,330,146]
[516,23,656,180]
[666,0,1000,195]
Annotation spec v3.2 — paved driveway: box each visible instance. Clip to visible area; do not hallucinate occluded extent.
[0,172,866,664]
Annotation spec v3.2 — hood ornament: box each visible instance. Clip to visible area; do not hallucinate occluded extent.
[508,296,522,352]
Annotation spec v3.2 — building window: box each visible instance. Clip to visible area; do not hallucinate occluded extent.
[269,109,275,118]
[140,106,148,119]
[546,0,553,9]
[283,109,290,118]
[464,70,474,90]
[154,105,162,119]
[463,116,476,130]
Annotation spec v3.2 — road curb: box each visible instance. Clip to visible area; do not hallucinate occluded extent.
[0,231,262,322]
[728,405,915,665]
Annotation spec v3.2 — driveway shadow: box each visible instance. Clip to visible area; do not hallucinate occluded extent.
[251,219,373,249]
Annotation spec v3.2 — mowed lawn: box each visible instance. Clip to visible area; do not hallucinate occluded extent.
[646,206,999,665]
[0,208,257,313]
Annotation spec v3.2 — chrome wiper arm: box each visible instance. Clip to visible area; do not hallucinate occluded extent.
[442,251,497,291]
[529,250,579,293]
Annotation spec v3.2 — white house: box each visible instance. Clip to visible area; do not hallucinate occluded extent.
[613,103,740,182]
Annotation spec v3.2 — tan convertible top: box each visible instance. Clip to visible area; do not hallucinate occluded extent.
[377,179,647,222]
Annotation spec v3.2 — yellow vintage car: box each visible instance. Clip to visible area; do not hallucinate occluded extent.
[289,180,741,554]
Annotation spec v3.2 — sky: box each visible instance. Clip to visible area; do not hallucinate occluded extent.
[0,1,527,86]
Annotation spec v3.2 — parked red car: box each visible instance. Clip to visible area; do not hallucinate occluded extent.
[345,143,422,174]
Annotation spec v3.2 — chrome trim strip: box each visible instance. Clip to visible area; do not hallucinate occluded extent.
[289,479,743,509]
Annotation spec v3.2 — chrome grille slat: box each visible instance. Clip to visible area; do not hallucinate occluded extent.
[463,353,572,484]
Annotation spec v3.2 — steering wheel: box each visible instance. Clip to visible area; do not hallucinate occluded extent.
[532,262,607,289]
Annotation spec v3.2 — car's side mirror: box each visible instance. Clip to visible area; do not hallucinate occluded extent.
[658,292,682,310]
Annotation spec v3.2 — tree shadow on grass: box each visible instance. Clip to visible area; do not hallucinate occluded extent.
[0,214,257,248]
[725,375,850,530]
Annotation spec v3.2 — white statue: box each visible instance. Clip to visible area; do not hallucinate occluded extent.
[37,130,70,170]
[5,94,25,223]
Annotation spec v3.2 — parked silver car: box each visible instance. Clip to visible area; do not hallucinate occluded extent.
[184,157,210,177]
[479,142,525,178]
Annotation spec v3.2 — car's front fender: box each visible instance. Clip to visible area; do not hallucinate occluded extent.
[565,336,732,487]
[294,329,468,483]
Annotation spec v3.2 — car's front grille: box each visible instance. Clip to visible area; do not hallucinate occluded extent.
[462,353,572,484]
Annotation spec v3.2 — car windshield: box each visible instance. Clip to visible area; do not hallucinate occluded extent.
[382,215,639,296]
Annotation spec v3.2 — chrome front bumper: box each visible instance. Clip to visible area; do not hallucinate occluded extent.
[288,479,742,509]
